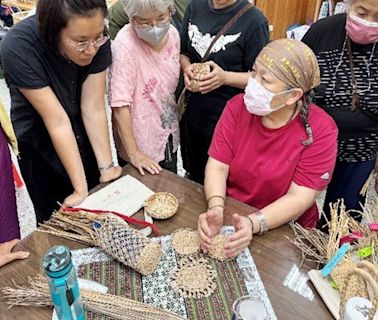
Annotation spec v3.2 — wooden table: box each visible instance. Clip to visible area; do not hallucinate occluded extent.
[0,166,333,320]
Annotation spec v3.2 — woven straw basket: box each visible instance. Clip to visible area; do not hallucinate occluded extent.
[144,192,178,219]
[339,261,378,320]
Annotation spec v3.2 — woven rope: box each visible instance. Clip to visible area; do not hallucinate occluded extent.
[339,262,378,320]
[170,256,217,299]
[190,63,211,92]
[144,192,178,219]
[171,228,200,255]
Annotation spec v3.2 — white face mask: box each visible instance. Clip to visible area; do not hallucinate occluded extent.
[243,77,293,116]
[134,23,170,45]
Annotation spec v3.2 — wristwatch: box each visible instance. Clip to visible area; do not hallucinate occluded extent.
[255,210,268,235]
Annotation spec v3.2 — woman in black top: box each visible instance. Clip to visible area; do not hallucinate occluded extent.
[1,0,121,223]
[180,0,269,184]
[302,0,378,229]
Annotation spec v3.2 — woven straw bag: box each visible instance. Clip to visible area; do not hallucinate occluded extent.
[339,261,378,320]
[94,214,162,276]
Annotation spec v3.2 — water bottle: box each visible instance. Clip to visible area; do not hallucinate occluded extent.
[43,245,85,320]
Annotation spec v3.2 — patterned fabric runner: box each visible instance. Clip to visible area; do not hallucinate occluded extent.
[71,227,277,320]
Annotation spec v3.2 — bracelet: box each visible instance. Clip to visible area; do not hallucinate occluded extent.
[98,162,114,171]
[254,210,268,235]
[208,204,225,212]
[206,195,225,202]
[245,215,254,234]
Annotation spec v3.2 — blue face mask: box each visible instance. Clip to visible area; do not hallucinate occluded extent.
[134,23,170,45]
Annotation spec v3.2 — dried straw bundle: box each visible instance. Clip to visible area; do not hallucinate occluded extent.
[1,276,185,320]
[39,208,162,275]
[289,200,377,265]
[290,199,378,292]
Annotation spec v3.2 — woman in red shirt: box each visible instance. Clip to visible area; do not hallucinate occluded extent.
[198,39,338,258]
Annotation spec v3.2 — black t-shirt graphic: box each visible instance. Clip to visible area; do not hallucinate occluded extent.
[181,0,269,135]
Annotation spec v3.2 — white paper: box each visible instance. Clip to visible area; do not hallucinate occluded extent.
[78,175,155,236]
[79,175,154,216]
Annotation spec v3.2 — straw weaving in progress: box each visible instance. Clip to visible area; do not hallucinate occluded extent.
[171,228,201,255]
[94,215,162,276]
[208,234,231,261]
[39,209,162,276]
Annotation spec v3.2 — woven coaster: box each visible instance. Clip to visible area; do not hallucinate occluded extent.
[170,256,217,299]
[171,228,201,255]
[144,192,178,219]
[208,234,231,261]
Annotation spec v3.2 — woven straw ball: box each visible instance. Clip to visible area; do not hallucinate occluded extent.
[190,63,211,92]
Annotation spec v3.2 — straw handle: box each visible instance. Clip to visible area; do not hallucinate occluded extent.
[339,263,378,320]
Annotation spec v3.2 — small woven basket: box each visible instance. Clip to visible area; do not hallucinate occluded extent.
[94,215,162,275]
[339,261,378,320]
[144,192,178,219]
[190,63,210,92]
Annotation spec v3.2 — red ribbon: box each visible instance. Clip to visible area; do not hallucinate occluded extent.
[12,163,23,189]
[62,206,160,237]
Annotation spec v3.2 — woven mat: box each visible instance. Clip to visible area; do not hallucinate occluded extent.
[70,227,277,320]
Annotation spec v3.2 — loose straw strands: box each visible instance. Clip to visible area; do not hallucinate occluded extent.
[289,200,377,265]
[1,276,186,320]
[288,222,329,265]
[38,210,98,245]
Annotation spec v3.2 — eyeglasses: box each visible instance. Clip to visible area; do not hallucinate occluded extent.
[66,35,109,52]
[134,14,171,31]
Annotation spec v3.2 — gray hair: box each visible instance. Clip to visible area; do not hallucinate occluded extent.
[121,0,174,20]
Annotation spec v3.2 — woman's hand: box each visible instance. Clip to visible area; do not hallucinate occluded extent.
[62,188,88,208]
[198,208,224,252]
[129,150,162,176]
[183,64,195,91]
[199,61,227,94]
[224,214,253,258]
[0,239,30,267]
[99,165,122,183]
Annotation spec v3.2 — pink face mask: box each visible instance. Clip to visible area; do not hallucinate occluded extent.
[243,77,292,116]
[346,13,378,45]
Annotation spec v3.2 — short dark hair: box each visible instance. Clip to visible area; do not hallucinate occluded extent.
[37,0,107,47]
